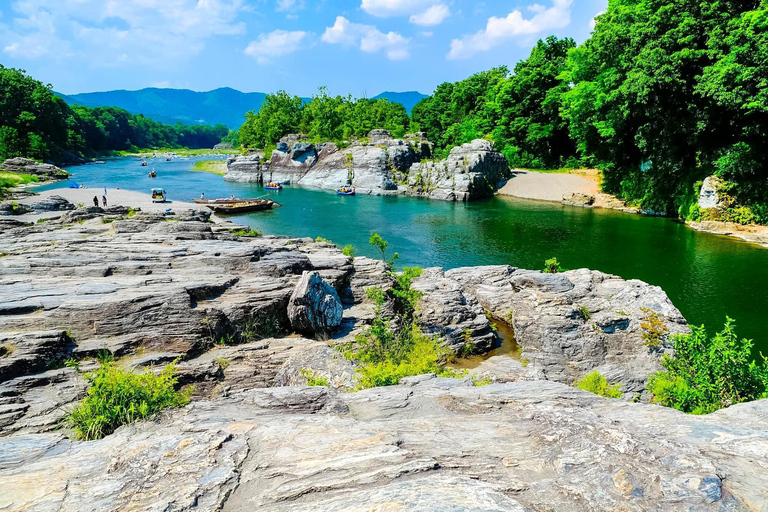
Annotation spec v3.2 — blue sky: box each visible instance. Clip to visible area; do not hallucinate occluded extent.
[0,0,607,96]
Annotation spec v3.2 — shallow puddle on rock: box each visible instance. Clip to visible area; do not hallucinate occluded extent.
[449,321,520,370]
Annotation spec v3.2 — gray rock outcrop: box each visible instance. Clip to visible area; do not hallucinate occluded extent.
[225,131,508,201]
[562,192,595,207]
[0,158,69,181]
[408,139,509,201]
[224,153,268,183]
[445,265,688,396]
[698,175,726,209]
[1,378,766,511]
[287,271,344,335]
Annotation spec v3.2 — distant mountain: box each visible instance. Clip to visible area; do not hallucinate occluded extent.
[57,88,268,129]
[372,91,429,113]
[56,88,430,129]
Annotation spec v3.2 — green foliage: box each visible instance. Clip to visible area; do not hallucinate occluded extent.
[229,228,262,237]
[238,87,409,150]
[0,65,227,162]
[315,236,333,244]
[347,264,455,390]
[575,371,623,398]
[472,375,493,386]
[369,232,399,266]
[65,360,191,440]
[648,318,768,414]
[578,305,591,321]
[640,308,669,347]
[0,172,38,191]
[342,244,357,259]
[214,357,230,369]
[300,369,329,387]
[240,313,283,342]
[542,257,561,274]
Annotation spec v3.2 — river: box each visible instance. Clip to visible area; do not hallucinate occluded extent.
[37,155,768,354]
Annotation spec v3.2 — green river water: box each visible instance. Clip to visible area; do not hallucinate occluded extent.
[46,156,768,354]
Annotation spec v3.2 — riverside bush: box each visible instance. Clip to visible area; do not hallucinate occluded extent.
[575,371,622,398]
[345,260,456,389]
[648,319,768,414]
[65,360,191,440]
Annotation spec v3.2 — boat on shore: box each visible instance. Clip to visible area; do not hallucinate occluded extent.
[337,186,356,196]
[205,198,276,214]
[194,197,243,205]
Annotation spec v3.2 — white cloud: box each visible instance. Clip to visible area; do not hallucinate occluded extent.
[245,30,308,63]
[276,0,304,12]
[448,0,573,60]
[590,11,605,30]
[0,0,246,66]
[420,31,434,37]
[152,80,172,88]
[322,16,410,60]
[409,4,450,26]
[361,0,450,26]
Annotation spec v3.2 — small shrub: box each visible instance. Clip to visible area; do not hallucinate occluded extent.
[543,257,561,274]
[578,305,591,321]
[240,313,283,342]
[0,252,8,258]
[230,228,262,237]
[214,357,230,369]
[342,244,357,259]
[521,357,529,367]
[64,358,81,372]
[640,307,669,347]
[315,236,333,244]
[65,360,191,440]
[300,368,329,387]
[472,375,492,386]
[575,371,623,398]
[127,208,138,217]
[648,318,768,414]
[369,233,398,266]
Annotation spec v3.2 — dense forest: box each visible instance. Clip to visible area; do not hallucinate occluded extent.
[410,0,768,223]
[238,87,409,150]
[0,65,230,163]
[237,0,768,225]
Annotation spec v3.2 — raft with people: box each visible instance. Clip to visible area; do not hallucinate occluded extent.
[336,185,356,196]
[265,182,283,190]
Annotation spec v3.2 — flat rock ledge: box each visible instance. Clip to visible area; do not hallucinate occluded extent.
[0,206,760,511]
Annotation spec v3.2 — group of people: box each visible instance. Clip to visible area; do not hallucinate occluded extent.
[92,195,107,207]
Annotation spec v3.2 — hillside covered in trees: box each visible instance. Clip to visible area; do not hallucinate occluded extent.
[237,0,768,225]
[0,65,230,163]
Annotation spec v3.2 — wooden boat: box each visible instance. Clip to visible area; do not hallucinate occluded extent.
[336,186,356,196]
[206,199,275,214]
[265,182,283,190]
[194,197,243,204]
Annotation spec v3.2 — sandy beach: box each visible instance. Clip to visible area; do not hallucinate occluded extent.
[497,169,600,201]
[15,187,204,221]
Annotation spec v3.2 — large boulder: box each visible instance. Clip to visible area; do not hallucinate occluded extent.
[698,175,726,209]
[408,139,509,201]
[28,195,75,213]
[287,271,343,335]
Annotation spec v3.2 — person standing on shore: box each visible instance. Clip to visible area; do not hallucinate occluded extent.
[102,195,107,207]
[92,196,99,207]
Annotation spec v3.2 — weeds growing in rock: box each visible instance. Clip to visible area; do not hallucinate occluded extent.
[342,244,356,259]
[300,368,329,387]
[575,371,623,398]
[648,318,768,414]
[578,305,591,321]
[315,236,332,244]
[214,357,230,369]
[230,228,262,237]
[65,360,191,440]
[240,313,283,342]
[472,375,492,386]
[640,308,669,347]
[369,233,398,267]
[343,264,457,390]
[543,257,561,274]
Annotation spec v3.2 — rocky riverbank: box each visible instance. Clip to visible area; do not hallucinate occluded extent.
[1,200,765,510]
[224,130,509,201]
